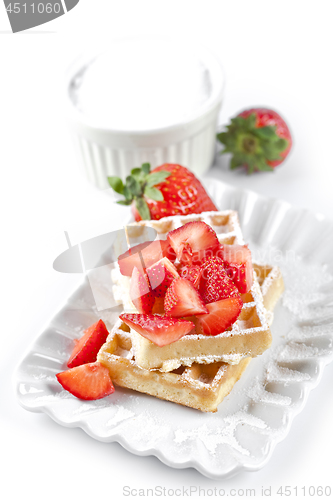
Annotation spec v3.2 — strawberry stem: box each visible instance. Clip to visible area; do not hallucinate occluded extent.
[241,134,258,154]
[108,163,171,220]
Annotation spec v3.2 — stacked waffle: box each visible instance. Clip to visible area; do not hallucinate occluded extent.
[98,211,284,412]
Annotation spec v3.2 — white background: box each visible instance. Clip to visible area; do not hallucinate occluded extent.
[1,1,333,499]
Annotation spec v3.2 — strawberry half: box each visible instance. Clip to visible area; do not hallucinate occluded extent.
[67,319,109,368]
[199,256,240,304]
[179,265,202,288]
[167,221,219,265]
[164,278,208,318]
[146,257,179,297]
[129,267,155,314]
[193,296,243,336]
[56,362,114,400]
[118,239,176,276]
[119,313,194,347]
[216,244,253,293]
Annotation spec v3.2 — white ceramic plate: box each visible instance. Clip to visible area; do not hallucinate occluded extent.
[15,179,333,479]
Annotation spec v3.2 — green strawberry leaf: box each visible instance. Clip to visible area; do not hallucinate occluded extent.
[230,156,240,170]
[136,197,151,220]
[230,116,247,129]
[123,185,133,201]
[253,126,277,140]
[108,176,124,195]
[244,113,257,129]
[146,171,171,188]
[117,200,132,206]
[141,163,151,174]
[257,163,275,172]
[230,152,249,169]
[106,163,171,217]
[275,138,289,152]
[261,143,282,162]
[126,175,142,197]
[131,167,143,178]
[144,186,164,201]
[247,162,255,175]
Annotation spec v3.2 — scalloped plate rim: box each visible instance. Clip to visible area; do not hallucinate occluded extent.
[14,177,333,479]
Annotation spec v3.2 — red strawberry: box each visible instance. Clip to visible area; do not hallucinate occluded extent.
[199,256,240,304]
[167,221,219,265]
[216,244,253,293]
[118,239,176,276]
[225,263,248,295]
[56,362,114,400]
[164,278,208,318]
[217,108,292,173]
[193,296,243,336]
[152,297,165,314]
[146,257,179,297]
[108,163,217,221]
[129,267,155,314]
[67,319,109,368]
[120,313,194,347]
[179,265,202,288]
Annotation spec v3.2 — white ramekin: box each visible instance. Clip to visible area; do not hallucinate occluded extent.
[65,39,225,189]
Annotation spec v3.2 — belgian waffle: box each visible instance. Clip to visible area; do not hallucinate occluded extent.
[97,321,252,413]
[111,211,280,372]
[98,263,284,412]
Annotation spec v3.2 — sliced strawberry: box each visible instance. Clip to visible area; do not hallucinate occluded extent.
[129,267,155,314]
[167,221,219,265]
[216,244,253,293]
[118,240,176,276]
[193,296,243,336]
[179,265,202,288]
[119,313,194,347]
[146,257,179,297]
[67,319,109,368]
[56,362,114,400]
[199,256,240,304]
[164,278,208,317]
[152,297,165,314]
[189,246,218,266]
[225,263,248,294]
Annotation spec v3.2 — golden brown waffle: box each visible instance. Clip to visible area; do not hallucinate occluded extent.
[130,278,271,372]
[125,209,245,246]
[253,263,284,323]
[97,321,252,413]
[111,210,278,372]
[98,261,284,413]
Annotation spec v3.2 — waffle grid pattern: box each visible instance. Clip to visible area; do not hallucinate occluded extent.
[97,322,252,413]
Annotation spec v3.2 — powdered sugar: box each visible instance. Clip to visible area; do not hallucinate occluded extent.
[15,190,333,478]
[174,412,267,456]
[247,378,292,406]
[106,406,135,426]
[266,360,311,383]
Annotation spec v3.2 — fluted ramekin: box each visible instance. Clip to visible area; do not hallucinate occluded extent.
[65,39,225,189]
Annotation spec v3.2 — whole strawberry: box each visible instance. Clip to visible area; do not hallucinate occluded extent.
[217,108,292,173]
[108,163,217,221]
